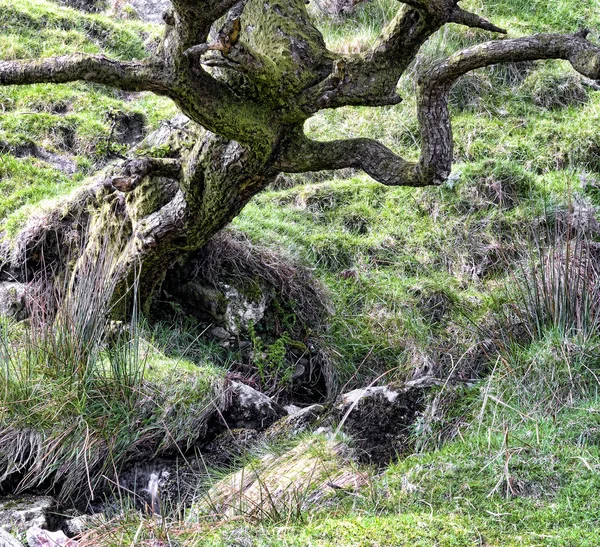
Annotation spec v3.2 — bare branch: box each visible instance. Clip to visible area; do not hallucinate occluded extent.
[424,32,600,85]
[0,54,167,92]
[449,7,507,34]
[283,32,600,188]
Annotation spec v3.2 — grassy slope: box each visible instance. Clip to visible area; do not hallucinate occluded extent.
[0,0,177,236]
[214,2,600,545]
[3,1,600,545]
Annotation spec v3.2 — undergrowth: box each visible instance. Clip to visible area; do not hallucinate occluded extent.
[0,247,225,505]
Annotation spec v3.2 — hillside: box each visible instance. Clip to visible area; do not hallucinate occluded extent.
[2,0,600,546]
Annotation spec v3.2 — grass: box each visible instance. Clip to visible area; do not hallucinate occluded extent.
[0,245,226,504]
[0,0,177,235]
[2,0,600,544]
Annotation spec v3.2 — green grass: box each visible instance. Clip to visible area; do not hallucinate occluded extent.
[0,0,177,235]
[3,0,600,544]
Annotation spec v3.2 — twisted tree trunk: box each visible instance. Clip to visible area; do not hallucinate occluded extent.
[1,0,599,311]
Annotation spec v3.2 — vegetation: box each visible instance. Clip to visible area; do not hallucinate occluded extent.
[2,0,600,545]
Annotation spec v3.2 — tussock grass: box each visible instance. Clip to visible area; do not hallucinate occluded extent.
[0,244,226,504]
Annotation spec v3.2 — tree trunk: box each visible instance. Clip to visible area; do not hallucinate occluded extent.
[0,116,276,315]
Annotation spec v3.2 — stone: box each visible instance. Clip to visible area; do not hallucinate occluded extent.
[210,326,231,340]
[265,404,325,440]
[335,377,439,465]
[26,527,76,547]
[63,514,102,537]
[0,497,56,534]
[0,529,24,547]
[221,381,285,431]
[0,283,27,321]
[201,429,260,467]
[123,0,171,24]
[191,438,365,520]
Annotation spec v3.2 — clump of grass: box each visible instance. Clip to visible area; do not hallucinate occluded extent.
[505,200,600,342]
[520,64,589,111]
[0,240,226,505]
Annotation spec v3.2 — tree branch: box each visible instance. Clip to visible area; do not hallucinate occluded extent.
[0,54,167,92]
[300,1,506,112]
[449,7,507,34]
[424,32,600,85]
[169,0,243,51]
[281,32,600,187]
[274,132,432,187]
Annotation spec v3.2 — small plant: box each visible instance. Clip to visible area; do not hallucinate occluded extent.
[508,200,600,342]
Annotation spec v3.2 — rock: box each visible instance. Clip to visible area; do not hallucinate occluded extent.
[221,381,286,431]
[122,0,171,23]
[0,497,56,534]
[284,404,301,415]
[190,437,365,520]
[26,527,75,547]
[201,429,260,467]
[0,283,27,321]
[265,404,325,440]
[0,529,24,547]
[210,326,231,340]
[336,378,439,465]
[63,514,102,537]
[110,112,146,147]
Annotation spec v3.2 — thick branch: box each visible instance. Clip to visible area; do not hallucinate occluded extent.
[301,1,506,112]
[281,32,600,187]
[169,0,242,51]
[0,54,167,92]
[424,32,600,84]
[274,131,432,187]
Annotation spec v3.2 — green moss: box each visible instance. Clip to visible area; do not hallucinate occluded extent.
[238,0,330,105]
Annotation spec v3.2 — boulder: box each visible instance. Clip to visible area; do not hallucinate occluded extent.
[0,529,24,547]
[0,283,27,321]
[335,378,439,465]
[0,497,56,534]
[221,381,286,431]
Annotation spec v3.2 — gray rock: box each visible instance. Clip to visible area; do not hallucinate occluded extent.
[0,529,24,547]
[221,283,268,334]
[0,283,27,321]
[63,514,102,537]
[210,326,231,340]
[0,497,56,534]
[123,0,171,24]
[336,378,439,465]
[202,428,260,467]
[26,527,75,547]
[222,381,285,431]
[265,404,325,440]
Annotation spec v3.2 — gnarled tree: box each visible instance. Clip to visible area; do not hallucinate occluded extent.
[1,0,600,309]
